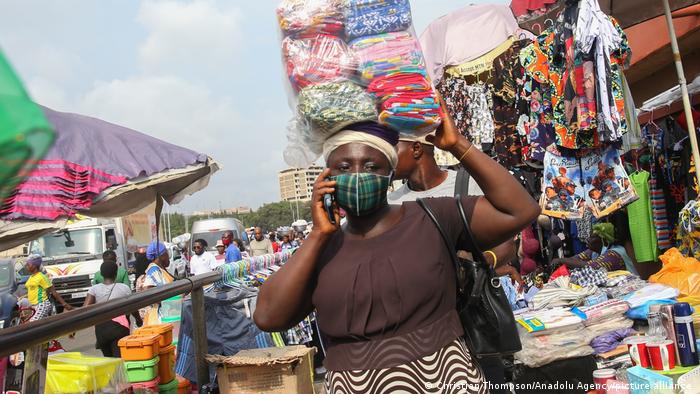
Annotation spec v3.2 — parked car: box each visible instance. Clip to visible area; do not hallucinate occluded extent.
[0,259,20,329]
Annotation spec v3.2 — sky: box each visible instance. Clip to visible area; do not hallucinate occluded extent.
[0,0,503,213]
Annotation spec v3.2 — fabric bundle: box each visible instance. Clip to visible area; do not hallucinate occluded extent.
[570,266,608,287]
[282,34,356,92]
[297,81,378,137]
[349,31,425,85]
[276,0,345,37]
[367,72,440,135]
[344,0,412,39]
[530,276,598,310]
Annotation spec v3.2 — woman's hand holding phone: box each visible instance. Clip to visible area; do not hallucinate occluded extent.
[311,169,340,237]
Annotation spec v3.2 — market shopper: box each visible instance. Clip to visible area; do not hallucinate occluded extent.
[24,254,73,320]
[255,100,540,392]
[214,240,226,264]
[223,230,242,263]
[552,222,637,274]
[189,239,219,275]
[249,227,274,256]
[84,260,131,357]
[93,250,131,287]
[280,234,295,251]
[137,241,174,325]
[270,233,280,253]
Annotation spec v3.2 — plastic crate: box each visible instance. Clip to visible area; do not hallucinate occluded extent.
[46,352,127,394]
[626,366,675,394]
[160,295,183,319]
[124,356,159,383]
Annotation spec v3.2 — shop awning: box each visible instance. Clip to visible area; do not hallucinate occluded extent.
[0,106,220,251]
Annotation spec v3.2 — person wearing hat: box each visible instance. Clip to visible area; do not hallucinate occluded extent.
[136,241,174,325]
[142,241,173,289]
[552,222,637,274]
[214,239,226,265]
[255,95,540,392]
[24,254,72,321]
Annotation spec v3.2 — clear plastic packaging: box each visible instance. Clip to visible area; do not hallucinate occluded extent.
[277,0,345,38]
[344,0,413,39]
[282,34,356,92]
[277,0,441,166]
[297,81,378,136]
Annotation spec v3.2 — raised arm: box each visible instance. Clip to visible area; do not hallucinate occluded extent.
[254,170,340,331]
[428,96,540,249]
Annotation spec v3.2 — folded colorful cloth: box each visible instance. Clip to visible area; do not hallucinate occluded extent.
[282,34,356,92]
[350,31,425,85]
[590,328,637,354]
[367,73,441,136]
[296,81,378,137]
[580,299,630,325]
[277,0,345,37]
[345,0,412,39]
[570,266,608,287]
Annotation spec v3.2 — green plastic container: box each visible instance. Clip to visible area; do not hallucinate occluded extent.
[158,378,178,394]
[124,356,159,383]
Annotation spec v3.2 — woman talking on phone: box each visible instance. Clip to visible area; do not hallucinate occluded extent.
[254,98,540,393]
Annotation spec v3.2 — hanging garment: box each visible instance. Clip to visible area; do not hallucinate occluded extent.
[627,171,659,263]
[437,78,495,149]
[540,148,586,219]
[651,169,672,251]
[574,0,631,143]
[581,146,638,219]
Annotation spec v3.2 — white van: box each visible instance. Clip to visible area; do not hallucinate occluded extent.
[190,218,248,253]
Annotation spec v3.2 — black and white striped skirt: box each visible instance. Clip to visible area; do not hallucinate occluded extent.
[324,338,489,394]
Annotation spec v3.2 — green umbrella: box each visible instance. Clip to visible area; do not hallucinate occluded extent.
[0,50,55,204]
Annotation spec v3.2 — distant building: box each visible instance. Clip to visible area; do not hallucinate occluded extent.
[192,206,252,216]
[278,166,324,201]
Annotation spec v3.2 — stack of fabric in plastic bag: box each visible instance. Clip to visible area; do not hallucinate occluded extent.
[277,0,442,167]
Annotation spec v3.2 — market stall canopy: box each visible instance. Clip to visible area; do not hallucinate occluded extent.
[638,74,700,123]
[0,106,219,250]
[513,0,700,33]
[624,4,700,103]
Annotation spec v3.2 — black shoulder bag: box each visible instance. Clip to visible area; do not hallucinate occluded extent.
[416,197,521,357]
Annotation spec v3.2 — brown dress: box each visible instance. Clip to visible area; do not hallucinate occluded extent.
[313,197,489,393]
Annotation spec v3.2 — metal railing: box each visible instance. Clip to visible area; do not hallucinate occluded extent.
[0,271,221,387]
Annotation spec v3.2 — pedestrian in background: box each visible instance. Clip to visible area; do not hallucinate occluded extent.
[270,233,280,253]
[190,239,219,275]
[24,254,73,321]
[84,260,131,357]
[222,230,242,263]
[249,227,274,256]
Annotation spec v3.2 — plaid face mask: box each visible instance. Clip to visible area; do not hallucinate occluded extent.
[332,172,392,216]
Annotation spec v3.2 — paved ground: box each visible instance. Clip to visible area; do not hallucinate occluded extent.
[63,329,328,393]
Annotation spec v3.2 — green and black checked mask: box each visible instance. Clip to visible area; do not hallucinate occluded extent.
[332,172,392,217]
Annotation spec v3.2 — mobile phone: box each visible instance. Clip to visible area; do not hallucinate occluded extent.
[323,178,336,225]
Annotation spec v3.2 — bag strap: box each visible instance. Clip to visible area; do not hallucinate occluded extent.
[416,198,460,285]
[454,195,487,268]
[454,166,470,198]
